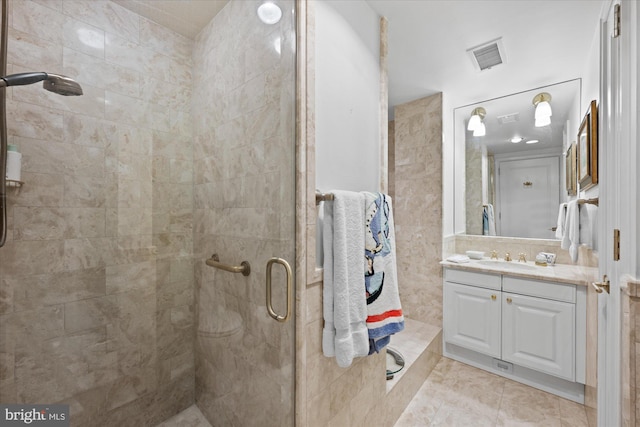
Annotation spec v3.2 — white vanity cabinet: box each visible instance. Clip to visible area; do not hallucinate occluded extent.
[501,292,575,380]
[443,267,587,403]
[444,281,501,358]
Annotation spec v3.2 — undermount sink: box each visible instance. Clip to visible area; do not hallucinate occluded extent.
[475,260,538,271]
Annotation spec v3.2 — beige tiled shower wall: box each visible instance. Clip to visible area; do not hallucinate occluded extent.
[191,1,296,426]
[0,1,195,425]
[393,93,443,326]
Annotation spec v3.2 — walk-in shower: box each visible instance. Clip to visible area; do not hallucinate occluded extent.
[0,0,296,425]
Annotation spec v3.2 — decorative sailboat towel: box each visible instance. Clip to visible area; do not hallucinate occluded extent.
[363,192,404,354]
[322,190,370,368]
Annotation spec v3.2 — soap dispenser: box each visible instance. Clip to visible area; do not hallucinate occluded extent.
[5,144,21,182]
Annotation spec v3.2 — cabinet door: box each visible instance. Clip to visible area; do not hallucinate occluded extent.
[444,282,501,358]
[502,293,575,381]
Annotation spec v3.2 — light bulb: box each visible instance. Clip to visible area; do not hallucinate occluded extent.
[535,101,552,119]
[467,114,481,131]
[535,116,551,127]
[473,122,486,137]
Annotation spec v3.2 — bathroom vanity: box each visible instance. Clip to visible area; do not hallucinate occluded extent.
[441,259,595,403]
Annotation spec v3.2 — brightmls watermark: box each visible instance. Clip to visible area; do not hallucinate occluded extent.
[1,405,69,426]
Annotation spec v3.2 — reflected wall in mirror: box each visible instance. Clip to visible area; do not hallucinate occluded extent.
[456,79,581,239]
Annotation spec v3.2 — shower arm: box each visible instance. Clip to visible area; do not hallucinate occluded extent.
[0,0,8,248]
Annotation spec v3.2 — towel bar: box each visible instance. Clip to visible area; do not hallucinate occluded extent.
[315,190,334,205]
[577,197,599,206]
[205,254,251,276]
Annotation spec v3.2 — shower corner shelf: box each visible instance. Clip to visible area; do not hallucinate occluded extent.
[6,179,24,194]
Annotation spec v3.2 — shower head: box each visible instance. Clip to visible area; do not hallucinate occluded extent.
[0,72,83,96]
[42,74,83,96]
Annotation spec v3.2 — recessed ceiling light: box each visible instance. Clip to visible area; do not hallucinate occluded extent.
[258,1,282,25]
[526,139,539,144]
[510,137,523,143]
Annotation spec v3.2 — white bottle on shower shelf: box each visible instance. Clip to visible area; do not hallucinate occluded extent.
[6,144,22,182]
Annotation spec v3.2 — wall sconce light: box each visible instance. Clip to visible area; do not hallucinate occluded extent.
[533,92,552,127]
[467,107,486,135]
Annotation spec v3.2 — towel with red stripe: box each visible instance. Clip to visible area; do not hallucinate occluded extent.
[363,192,404,354]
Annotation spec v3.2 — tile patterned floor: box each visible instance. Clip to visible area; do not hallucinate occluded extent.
[394,357,592,427]
[158,357,592,427]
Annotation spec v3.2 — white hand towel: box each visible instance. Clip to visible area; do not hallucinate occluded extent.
[555,203,567,240]
[562,200,579,263]
[322,190,369,367]
[446,254,470,263]
[579,203,598,249]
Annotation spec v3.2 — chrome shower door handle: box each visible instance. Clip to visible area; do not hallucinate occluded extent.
[266,257,293,323]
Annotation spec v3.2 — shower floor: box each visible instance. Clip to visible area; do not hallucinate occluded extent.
[155,405,212,427]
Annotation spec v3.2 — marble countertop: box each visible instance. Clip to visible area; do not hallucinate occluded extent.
[440,257,598,287]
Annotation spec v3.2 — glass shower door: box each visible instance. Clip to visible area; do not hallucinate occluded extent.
[191,1,296,425]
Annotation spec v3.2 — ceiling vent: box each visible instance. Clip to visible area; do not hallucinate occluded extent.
[497,112,519,124]
[467,38,506,71]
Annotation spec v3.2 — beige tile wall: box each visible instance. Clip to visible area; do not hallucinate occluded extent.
[304,281,387,427]
[393,93,443,326]
[191,1,297,426]
[0,1,195,425]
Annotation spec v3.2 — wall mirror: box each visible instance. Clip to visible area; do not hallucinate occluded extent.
[454,78,581,239]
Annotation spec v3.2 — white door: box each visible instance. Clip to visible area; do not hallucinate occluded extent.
[443,282,501,358]
[496,156,560,239]
[597,1,638,425]
[502,293,575,381]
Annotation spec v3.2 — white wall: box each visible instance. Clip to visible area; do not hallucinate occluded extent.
[576,16,601,252]
[315,0,380,193]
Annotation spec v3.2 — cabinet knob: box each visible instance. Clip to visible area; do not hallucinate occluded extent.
[491,294,497,301]
[506,297,512,304]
